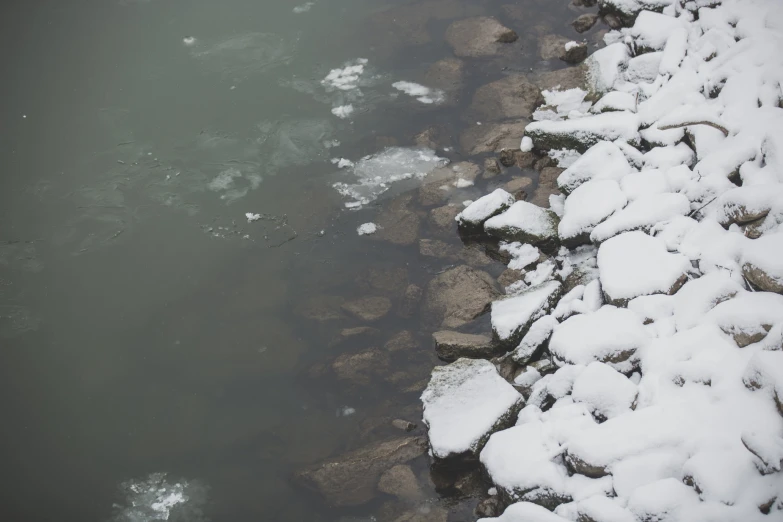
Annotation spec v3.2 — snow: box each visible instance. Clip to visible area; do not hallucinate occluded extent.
[631,11,687,51]
[392,81,445,104]
[484,201,559,244]
[742,234,783,290]
[500,242,541,270]
[331,104,354,119]
[558,179,627,244]
[293,2,315,13]
[537,88,591,120]
[624,52,662,84]
[245,212,261,222]
[321,58,368,91]
[591,91,637,114]
[456,189,514,227]
[556,141,635,194]
[421,358,522,459]
[356,222,377,235]
[525,111,640,153]
[521,136,534,152]
[491,281,561,345]
[332,147,448,208]
[590,192,691,243]
[586,42,630,94]
[478,501,569,522]
[571,362,638,420]
[598,231,691,304]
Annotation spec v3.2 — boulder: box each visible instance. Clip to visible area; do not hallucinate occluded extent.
[422,358,524,459]
[539,35,588,64]
[371,193,421,246]
[492,280,562,347]
[429,205,462,231]
[293,436,427,507]
[524,111,640,153]
[341,296,393,322]
[378,464,423,501]
[484,201,560,253]
[572,13,599,33]
[422,265,501,329]
[460,120,530,155]
[742,234,783,294]
[469,75,543,121]
[456,189,515,228]
[445,16,518,57]
[433,331,499,361]
[399,284,423,318]
[557,141,634,194]
[332,348,391,386]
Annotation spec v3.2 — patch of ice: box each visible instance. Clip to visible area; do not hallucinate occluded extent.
[293,2,315,13]
[245,212,261,223]
[331,104,354,119]
[357,223,377,236]
[182,36,196,47]
[392,81,445,104]
[322,58,369,92]
[111,472,207,522]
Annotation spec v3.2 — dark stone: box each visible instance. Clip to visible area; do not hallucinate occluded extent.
[572,13,599,33]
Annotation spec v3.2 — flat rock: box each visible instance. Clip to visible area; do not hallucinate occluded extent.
[433,331,500,361]
[342,296,393,322]
[530,64,588,91]
[572,13,599,33]
[332,348,391,386]
[539,34,588,64]
[445,16,518,58]
[484,200,560,253]
[742,234,783,294]
[418,162,481,206]
[293,436,427,507]
[296,295,345,321]
[424,57,465,98]
[492,280,562,347]
[422,265,501,329]
[371,193,421,246]
[384,330,419,353]
[422,358,524,459]
[378,464,423,501]
[460,120,530,155]
[469,75,543,121]
[429,205,462,232]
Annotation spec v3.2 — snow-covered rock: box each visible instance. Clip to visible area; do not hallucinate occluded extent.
[456,189,515,228]
[597,231,691,305]
[590,192,691,243]
[704,291,783,347]
[485,201,560,253]
[524,111,640,153]
[586,42,630,94]
[422,358,524,459]
[571,362,638,421]
[742,234,783,294]
[492,281,562,347]
[557,141,634,194]
[558,180,627,247]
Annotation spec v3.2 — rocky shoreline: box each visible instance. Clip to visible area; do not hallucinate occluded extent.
[292,0,783,520]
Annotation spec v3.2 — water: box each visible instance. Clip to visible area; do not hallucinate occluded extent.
[0,0,589,520]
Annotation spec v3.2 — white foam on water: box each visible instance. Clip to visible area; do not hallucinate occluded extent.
[331,104,354,119]
[111,472,207,522]
[293,2,314,13]
[333,147,448,208]
[357,223,377,235]
[182,36,196,47]
[392,81,445,104]
[321,59,368,92]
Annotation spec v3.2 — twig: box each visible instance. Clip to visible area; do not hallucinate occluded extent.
[658,120,729,137]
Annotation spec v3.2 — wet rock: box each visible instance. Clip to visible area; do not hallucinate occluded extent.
[296,295,346,321]
[422,265,501,329]
[293,436,428,507]
[329,326,381,347]
[433,331,499,361]
[498,268,526,289]
[572,13,599,33]
[372,193,421,246]
[414,125,452,151]
[332,348,391,386]
[502,150,536,170]
[534,156,555,171]
[393,506,448,522]
[530,64,589,92]
[504,176,533,200]
[563,41,589,64]
[602,13,624,30]
[483,157,501,177]
[539,34,571,61]
[572,0,598,6]
[460,120,530,155]
[453,468,486,497]
[459,244,494,267]
[429,205,462,231]
[392,419,417,432]
[420,239,461,260]
[399,284,424,318]
[469,75,543,121]
[424,57,465,99]
[378,464,423,501]
[418,162,481,206]
[357,267,409,298]
[384,330,418,353]
[531,167,564,208]
[475,496,503,518]
[342,296,393,322]
[445,17,518,58]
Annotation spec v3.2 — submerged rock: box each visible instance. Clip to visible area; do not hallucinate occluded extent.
[469,75,543,121]
[341,296,393,322]
[424,57,465,99]
[332,348,391,386]
[445,17,518,57]
[422,358,524,459]
[572,13,599,33]
[378,464,423,501]
[460,120,530,155]
[433,331,499,361]
[296,295,346,321]
[399,284,424,318]
[422,265,501,329]
[429,205,462,232]
[294,436,427,507]
[384,330,419,353]
[371,193,422,246]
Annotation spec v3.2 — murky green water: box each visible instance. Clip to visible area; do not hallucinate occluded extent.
[0,0,590,520]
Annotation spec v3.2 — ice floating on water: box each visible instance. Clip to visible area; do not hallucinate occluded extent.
[322,59,368,92]
[331,104,354,119]
[246,212,261,222]
[182,36,196,46]
[207,168,262,203]
[357,223,377,235]
[333,147,448,208]
[331,157,354,169]
[392,81,445,104]
[338,406,356,417]
[111,472,208,522]
[293,2,314,13]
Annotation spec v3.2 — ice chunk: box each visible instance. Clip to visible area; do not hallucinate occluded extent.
[356,223,377,235]
[422,358,523,459]
[321,58,369,91]
[392,81,445,104]
[331,104,354,119]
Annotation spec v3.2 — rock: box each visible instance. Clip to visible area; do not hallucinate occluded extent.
[378,464,423,501]
[418,162,481,206]
[422,358,524,459]
[460,120,530,155]
[510,315,558,365]
[399,284,424,318]
[296,295,346,321]
[357,267,409,298]
[742,235,783,294]
[384,330,418,353]
[572,13,599,33]
[475,497,503,518]
[456,189,516,228]
[414,125,452,150]
[422,265,501,329]
[371,193,421,246]
[572,0,598,6]
[530,64,589,92]
[392,419,417,432]
[506,150,536,170]
[529,358,557,375]
[393,506,449,522]
[419,238,459,260]
[433,331,500,361]
[332,348,391,386]
[491,280,562,348]
[293,436,428,507]
[498,268,526,289]
[484,201,560,253]
[525,112,640,153]
[598,231,691,306]
[429,204,462,232]
[459,244,494,267]
[504,176,533,200]
[445,16,518,58]
[534,156,555,171]
[469,75,543,121]
[453,468,486,497]
[484,157,501,177]
[558,179,627,248]
[342,296,393,322]
[329,326,381,347]
[540,35,587,64]
[424,58,464,99]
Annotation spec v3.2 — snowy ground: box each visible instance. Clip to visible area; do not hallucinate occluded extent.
[422,0,783,520]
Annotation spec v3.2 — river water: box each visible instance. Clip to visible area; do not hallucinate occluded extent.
[0,0,590,520]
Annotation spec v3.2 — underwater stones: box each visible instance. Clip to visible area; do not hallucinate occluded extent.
[422,265,500,329]
[445,17,518,58]
[470,75,543,121]
[341,296,393,322]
